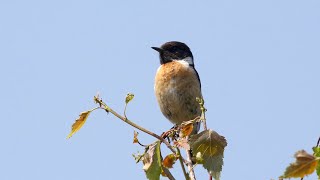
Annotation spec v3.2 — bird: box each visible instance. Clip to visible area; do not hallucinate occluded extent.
[152,41,202,134]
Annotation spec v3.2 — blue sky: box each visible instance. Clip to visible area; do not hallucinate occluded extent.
[1,0,319,179]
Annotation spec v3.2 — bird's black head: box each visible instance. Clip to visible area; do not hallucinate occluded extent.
[152,41,194,66]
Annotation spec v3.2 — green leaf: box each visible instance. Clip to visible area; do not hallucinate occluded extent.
[189,129,227,180]
[315,147,320,179]
[124,93,134,118]
[313,147,320,157]
[142,141,162,180]
[125,93,134,104]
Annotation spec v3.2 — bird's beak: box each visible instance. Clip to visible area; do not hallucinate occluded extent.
[151,47,164,53]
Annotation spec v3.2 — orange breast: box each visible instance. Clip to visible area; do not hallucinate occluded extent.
[154,61,202,124]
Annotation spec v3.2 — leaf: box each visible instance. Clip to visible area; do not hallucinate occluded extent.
[313,144,320,178]
[124,93,134,118]
[313,147,320,157]
[142,141,162,180]
[125,93,134,104]
[174,138,190,150]
[195,152,204,164]
[280,150,319,179]
[133,131,139,143]
[180,122,194,137]
[196,97,207,112]
[317,163,320,179]
[189,129,227,180]
[133,152,144,163]
[162,154,177,168]
[67,110,92,139]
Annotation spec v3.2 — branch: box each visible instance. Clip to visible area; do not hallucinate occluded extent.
[162,166,176,180]
[94,96,177,154]
[186,148,196,180]
[196,97,207,131]
[176,147,189,180]
[94,95,199,179]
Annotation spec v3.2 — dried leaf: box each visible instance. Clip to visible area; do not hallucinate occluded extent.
[281,150,319,179]
[174,138,190,150]
[67,110,92,139]
[180,123,194,137]
[125,93,134,104]
[162,154,177,168]
[133,131,139,143]
[142,141,162,180]
[189,129,227,180]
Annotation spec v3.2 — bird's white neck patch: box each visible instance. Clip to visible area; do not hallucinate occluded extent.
[182,56,194,65]
[175,58,192,68]
[171,56,194,68]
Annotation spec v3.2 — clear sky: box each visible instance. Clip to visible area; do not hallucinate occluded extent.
[1,0,319,179]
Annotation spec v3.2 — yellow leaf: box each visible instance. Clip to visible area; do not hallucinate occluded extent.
[133,131,139,143]
[281,150,319,179]
[67,110,92,139]
[162,154,177,168]
[125,93,134,104]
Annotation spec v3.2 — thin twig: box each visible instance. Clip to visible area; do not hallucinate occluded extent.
[124,103,128,119]
[94,96,177,154]
[185,135,196,180]
[136,139,148,147]
[316,137,320,147]
[201,110,207,131]
[186,148,196,180]
[162,166,176,180]
[197,97,207,131]
[176,147,189,180]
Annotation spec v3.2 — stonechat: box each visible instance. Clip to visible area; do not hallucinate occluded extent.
[152,41,202,133]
